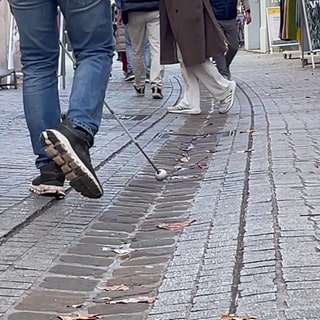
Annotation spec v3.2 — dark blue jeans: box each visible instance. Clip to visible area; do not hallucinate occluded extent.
[9,0,114,167]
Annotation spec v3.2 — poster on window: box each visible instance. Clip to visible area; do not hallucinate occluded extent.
[7,14,22,72]
[303,0,320,51]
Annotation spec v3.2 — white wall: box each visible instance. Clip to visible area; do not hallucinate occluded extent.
[245,0,261,50]
[0,0,10,69]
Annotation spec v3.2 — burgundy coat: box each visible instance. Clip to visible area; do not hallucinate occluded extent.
[160,0,228,67]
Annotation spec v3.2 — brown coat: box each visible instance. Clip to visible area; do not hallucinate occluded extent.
[160,0,228,67]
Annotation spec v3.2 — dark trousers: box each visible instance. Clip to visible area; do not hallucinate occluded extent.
[214,18,239,79]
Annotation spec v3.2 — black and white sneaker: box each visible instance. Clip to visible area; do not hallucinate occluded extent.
[125,71,135,82]
[152,87,163,99]
[218,80,236,114]
[40,118,103,199]
[134,85,145,97]
[30,161,65,198]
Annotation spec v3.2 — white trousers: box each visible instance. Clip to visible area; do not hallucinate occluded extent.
[127,11,164,89]
[177,47,231,110]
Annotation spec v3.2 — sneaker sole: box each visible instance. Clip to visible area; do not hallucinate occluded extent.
[219,81,236,114]
[167,108,201,115]
[29,183,65,198]
[40,130,103,199]
[152,94,163,99]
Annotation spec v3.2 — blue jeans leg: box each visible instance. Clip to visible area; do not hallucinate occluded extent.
[58,0,114,137]
[126,25,150,75]
[9,0,61,167]
[125,25,133,73]
[9,0,114,168]
[144,40,151,74]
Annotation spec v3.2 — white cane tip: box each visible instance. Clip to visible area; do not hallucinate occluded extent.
[155,169,168,181]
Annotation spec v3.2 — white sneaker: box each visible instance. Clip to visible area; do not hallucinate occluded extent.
[167,105,201,115]
[218,80,236,114]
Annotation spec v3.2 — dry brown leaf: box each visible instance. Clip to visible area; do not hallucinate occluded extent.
[157,220,195,231]
[112,248,136,255]
[58,314,101,320]
[100,284,129,291]
[109,296,156,304]
[220,314,257,320]
[177,156,190,163]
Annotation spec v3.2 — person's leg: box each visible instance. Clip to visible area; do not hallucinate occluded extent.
[127,12,147,93]
[120,52,128,74]
[9,0,65,196]
[167,46,201,114]
[144,39,151,77]
[125,25,134,75]
[223,19,239,70]
[214,21,229,78]
[59,0,114,136]
[9,0,60,167]
[146,10,164,98]
[192,60,236,114]
[215,19,239,79]
[40,0,114,198]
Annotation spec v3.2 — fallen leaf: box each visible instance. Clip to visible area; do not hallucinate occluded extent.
[99,296,112,301]
[157,220,195,231]
[66,304,84,308]
[237,149,254,153]
[108,296,156,304]
[220,314,257,320]
[112,248,136,255]
[315,162,320,168]
[58,314,101,320]
[177,156,190,163]
[239,129,256,134]
[99,284,129,291]
[195,163,208,169]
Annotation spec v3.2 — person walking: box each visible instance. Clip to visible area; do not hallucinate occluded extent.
[9,0,114,199]
[115,21,129,77]
[160,0,236,115]
[211,0,252,79]
[118,0,164,99]
[124,26,151,83]
[114,0,151,82]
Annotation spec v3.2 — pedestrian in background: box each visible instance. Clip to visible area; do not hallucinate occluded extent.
[124,26,151,83]
[160,0,236,115]
[115,21,128,76]
[118,0,164,99]
[114,0,151,82]
[211,0,252,79]
[9,0,114,199]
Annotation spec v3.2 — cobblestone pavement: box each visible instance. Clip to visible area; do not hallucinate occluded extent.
[0,52,320,320]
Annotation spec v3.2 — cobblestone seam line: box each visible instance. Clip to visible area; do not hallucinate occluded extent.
[237,80,288,319]
[146,90,243,320]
